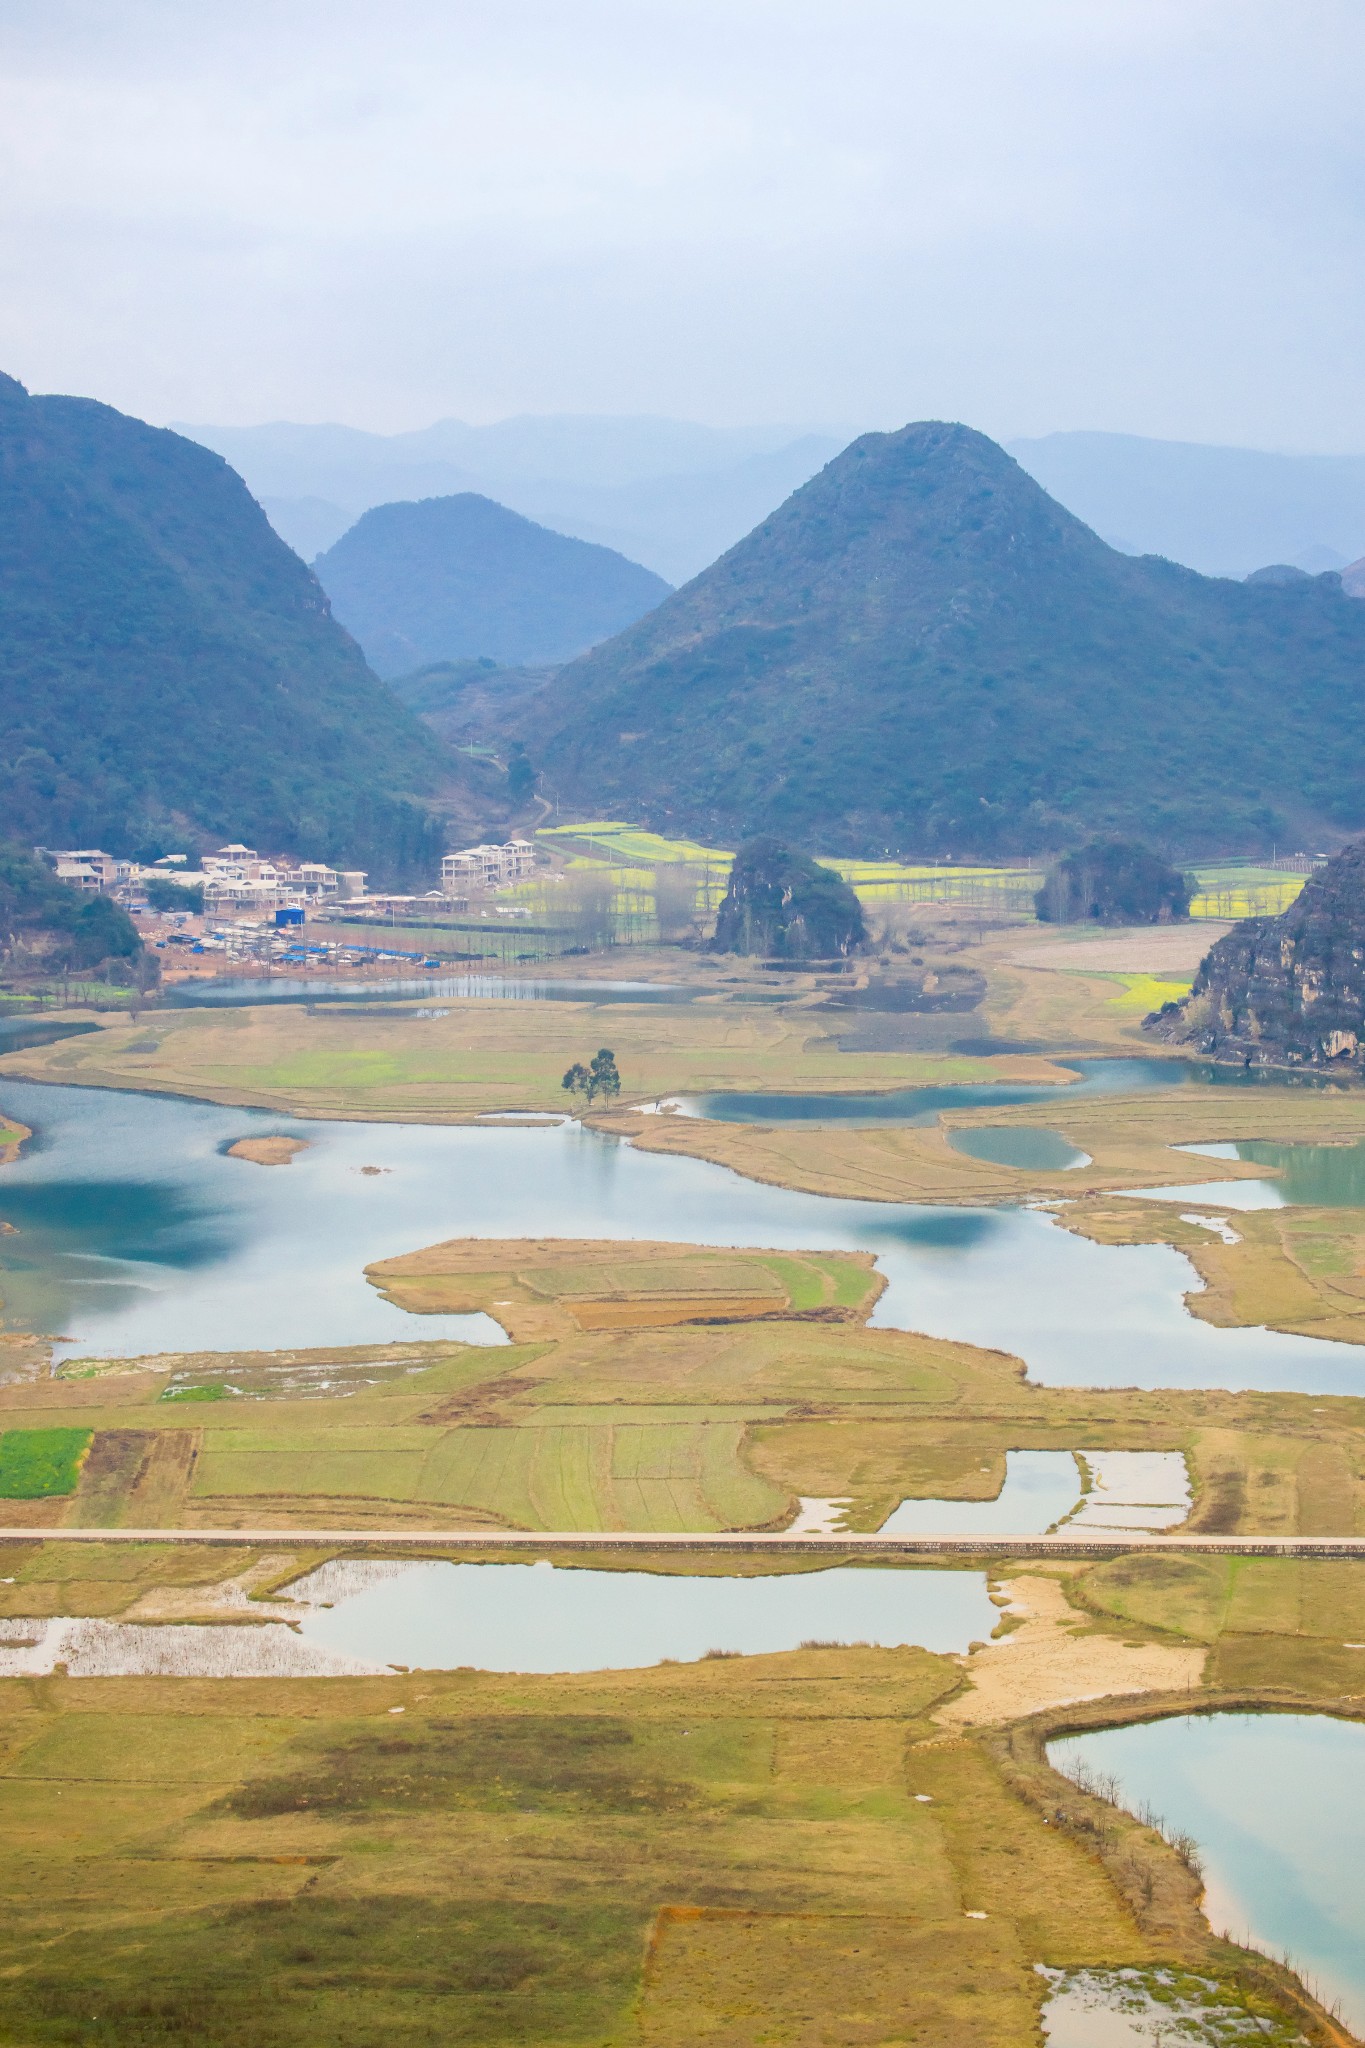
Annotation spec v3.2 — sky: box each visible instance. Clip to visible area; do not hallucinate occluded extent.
[0,0,1362,447]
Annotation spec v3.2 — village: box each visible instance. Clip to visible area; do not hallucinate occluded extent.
[38,837,541,975]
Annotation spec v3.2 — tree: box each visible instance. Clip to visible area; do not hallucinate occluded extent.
[1036,842,1193,926]
[506,743,536,805]
[588,1047,621,1101]
[145,876,204,913]
[561,1048,622,1105]
[712,837,866,958]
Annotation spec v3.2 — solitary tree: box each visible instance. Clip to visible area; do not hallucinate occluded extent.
[561,1049,621,1105]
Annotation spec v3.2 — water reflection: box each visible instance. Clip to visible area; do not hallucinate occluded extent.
[290,1557,999,1672]
[1,1080,1363,1394]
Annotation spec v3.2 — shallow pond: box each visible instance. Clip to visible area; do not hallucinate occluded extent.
[0,1561,999,1677]
[1050,1713,1365,2034]
[2,1080,1364,1393]
[879,1450,1189,1536]
[289,1557,999,1672]
[672,1056,1339,1127]
[947,1127,1090,1171]
[161,974,701,1009]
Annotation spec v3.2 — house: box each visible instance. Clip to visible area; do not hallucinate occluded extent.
[440,839,536,897]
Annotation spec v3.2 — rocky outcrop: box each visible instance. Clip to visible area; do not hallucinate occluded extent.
[1145,840,1365,1072]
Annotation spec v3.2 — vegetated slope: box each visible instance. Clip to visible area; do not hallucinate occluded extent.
[0,374,459,881]
[315,495,671,677]
[388,658,558,748]
[1147,838,1365,1072]
[520,422,1365,858]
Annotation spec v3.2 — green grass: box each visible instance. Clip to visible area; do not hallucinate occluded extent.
[0,1427,92,1498]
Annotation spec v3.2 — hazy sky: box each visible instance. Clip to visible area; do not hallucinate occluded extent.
[1,1,1362,446]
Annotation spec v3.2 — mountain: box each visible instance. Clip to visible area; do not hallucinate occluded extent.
[315,495,671,677]
[1146,839,1365,1072]
[0,374,460,880]
[175,415,845,582]
[515,421,1365,858]
[1007,431,1365,579]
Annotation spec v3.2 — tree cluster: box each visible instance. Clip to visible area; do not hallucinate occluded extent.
[1036,842,1193,926]
[712,836,866,958]
[0,843,147,979]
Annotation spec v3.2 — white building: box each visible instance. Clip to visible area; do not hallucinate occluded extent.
[441,839,536,897]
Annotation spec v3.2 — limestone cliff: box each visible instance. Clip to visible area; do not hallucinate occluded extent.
[1145,840,1365,1072]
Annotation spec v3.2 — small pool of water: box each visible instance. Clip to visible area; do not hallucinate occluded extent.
[1050,1713,1365,2034]
[672,1057,1323,1127]
[879,1450,1189,1536]
[1040,1967,1301,2046]
[947,1127,1091,1171]
[288,1558,999,1672]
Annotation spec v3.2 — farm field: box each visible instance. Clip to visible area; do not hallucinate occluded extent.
[2,926,1364,2044]
[0,1549,1355,2045]
[0,979,1071,1121]
[1,1232,1364,1542]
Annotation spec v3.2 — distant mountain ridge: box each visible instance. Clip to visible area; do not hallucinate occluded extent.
[0,374,460,878]
[175,415,846,581]
[315,494,671,677]
[514,421,1365,858]
[1008,431,1365,578]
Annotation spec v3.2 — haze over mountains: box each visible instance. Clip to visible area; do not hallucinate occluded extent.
[0,375,461,879]
[316,496,670,678]
[1008,432,1365,579]
[181,413,1365,588]
[176,416,845,584]
[516,422,1365,858]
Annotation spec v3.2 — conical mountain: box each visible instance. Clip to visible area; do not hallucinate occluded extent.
[315,493,671,678]
[521,422,1365,855]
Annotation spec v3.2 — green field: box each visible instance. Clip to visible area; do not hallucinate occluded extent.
[0,1427,92,1498]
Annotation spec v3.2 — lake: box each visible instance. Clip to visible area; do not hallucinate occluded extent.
[1050,1713,1365,2035]
[1,1079,1364,1393]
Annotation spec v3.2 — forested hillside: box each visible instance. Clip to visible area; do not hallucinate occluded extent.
[0,374,458,880]
[316,494,670,676]
[518,422,1365,857]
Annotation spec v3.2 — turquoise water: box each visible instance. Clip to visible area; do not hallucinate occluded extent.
[947,1127,1090,1171]
[1187,1138,1365,1208]
[1050,1714,1365,2033]
[1,1079,1364,1393]
[292,1557,999,1672]
[677,1056,1330,1127]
